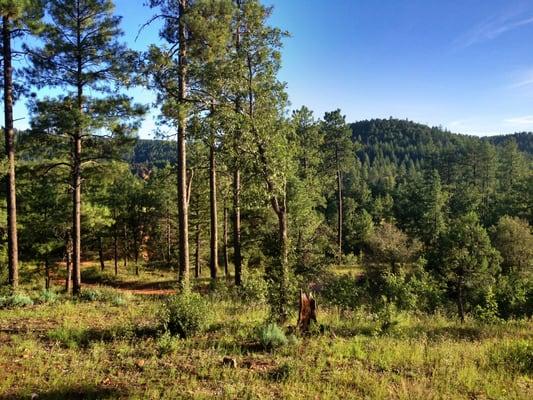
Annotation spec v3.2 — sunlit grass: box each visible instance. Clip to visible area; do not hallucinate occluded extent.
[0,270,531,399]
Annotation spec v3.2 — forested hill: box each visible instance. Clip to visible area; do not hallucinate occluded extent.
[350,118,533,165]
[131,119,532,166]
[483,132,533,155]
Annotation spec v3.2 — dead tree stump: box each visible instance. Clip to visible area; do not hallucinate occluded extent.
[297,290,317,333]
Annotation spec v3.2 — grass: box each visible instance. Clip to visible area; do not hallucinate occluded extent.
[0,265,532,399]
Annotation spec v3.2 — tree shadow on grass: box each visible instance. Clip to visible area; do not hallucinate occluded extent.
[46,324,162,348]
[0,385,127,400]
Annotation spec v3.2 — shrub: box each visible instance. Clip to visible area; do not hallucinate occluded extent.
[161,292,212,338]
[157,331,181,356]
[236,272,268,304]
[257,323,288,351]
[268,362,293,382]
[77,287,129,306]
[490,340,533,375]
[0,293,34,308]
[37,289,59,304]
[320,274,362,310]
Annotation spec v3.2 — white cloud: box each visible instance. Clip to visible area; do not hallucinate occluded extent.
[504,115,533,125]
[455,12,533,49]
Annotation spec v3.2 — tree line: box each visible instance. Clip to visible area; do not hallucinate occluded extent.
[1,0,532,321]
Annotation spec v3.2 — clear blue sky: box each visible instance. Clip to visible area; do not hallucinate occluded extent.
[13,0,533,137]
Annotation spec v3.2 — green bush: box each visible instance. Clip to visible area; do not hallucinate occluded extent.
[161,292,212,338]
[320,274,362,310]
[257,323,288,351]
[236,272,268,304]
[77,287,129,306]
[490,340,533,375]
[0,292,34,308]
[37,289,59,304]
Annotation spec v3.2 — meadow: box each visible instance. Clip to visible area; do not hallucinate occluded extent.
[0,265,531,400]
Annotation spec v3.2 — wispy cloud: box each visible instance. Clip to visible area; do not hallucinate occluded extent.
[504,115,533,125]
[508,68,533,89]
[455,11,533,49]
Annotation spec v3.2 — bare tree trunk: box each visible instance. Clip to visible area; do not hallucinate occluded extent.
[223,200,229,277]
[177,0,190,289]
[113,226,118,276]
[166,203,172,269]
[99,236,105,271]
[209,139,219,281]
[3,16,19,290]
[72,135,82,294]
[457,280,465,323]
[65,231,72,293]
[73,7,84,295]
[233,168,242,286]
[123,224,128,269]
[276,204,289,322]
[233,0,243,286]
[337,168,343,263]
[45,255,51,290]
[195,221,201,279]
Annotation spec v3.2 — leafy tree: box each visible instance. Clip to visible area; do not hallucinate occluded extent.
[491,216,533,276]
[436,212,501,322]
[364,221,421,274]
[1,0,43,289]
[321,110,356,261]
[26,0,144,293]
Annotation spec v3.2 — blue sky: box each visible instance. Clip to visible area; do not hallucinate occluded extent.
[13,0,533,137]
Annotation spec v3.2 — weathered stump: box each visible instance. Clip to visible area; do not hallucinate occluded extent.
[297,290,317,333]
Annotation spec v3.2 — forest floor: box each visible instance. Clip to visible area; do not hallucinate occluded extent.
[0,263,532,399]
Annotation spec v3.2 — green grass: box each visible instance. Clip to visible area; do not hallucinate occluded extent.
[0,267,532,399]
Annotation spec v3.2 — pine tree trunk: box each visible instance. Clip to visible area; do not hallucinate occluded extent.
[45,255,51,290]
[195,221,201,279]
[166,204,172,269]
[73,8,84,295]
[209,140,218,281]
[123,225,128,268]
[72,135,82,294]
[275,201,289,322]
[233,1,243,286]
[337,169,343,263]
[113,224,118,276]
[457,281,465,323]
[99,236,105,271]
[177,0,190,289]
[2,16,19,290]
[65,231,72,293]
[223,201,229,277]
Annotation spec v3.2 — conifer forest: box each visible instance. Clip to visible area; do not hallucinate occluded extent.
[0,1,532,399]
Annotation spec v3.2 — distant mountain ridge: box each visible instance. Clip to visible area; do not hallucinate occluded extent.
[130,119,533,166]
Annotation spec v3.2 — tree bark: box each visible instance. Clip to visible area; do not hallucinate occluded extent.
[65,231,73,293]
[274,198,289,322]
[123,224,128,268]
[337,168,343,263]
[177,0,190,289]
[233,0,243,286]
[209,138,219,281]
[45,255,51,290]
[113,223,118,276]
[457,280,465,323]
[2,16,19,290]
[195,221,201,279]
[166,203,172,269]
[72,3,83,295]
[223,200,229,277]
[99,236,105,271]
[72,135,82,294]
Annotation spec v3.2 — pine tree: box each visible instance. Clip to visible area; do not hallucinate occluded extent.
[26,0,144,294]
[1,0,43,289]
